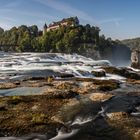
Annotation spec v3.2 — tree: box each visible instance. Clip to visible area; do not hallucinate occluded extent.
[0,27,4,35]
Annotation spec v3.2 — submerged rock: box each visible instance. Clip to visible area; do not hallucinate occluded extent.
[102,66,140,80]
[91,70,106,77]
[44,90,79,99]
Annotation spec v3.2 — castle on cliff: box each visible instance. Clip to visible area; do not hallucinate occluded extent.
[43,17,79,34]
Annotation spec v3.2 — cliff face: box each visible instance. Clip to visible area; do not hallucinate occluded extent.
[78,43,101,60]
[78,43,131,66]
[131,50,140,68]
[122,38,140,51]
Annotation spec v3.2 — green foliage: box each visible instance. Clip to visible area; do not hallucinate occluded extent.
[38,25,100,54]
[0,23,118,54]
[0,27,4,35]
[0,25,38,52]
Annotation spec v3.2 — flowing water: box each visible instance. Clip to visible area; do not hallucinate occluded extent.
[0,52,139,139]
[0,52,126,83]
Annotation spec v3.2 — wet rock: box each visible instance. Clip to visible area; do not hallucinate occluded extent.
[55,81,79,90]
[126,79,140,84]
[0,102,7,111]
[96,80,120,91]
[51,96,101,124]
[91,70,106,77]
[89,93,113,102]
[97,84,119,91]
[106,112,129,120]
[0,83,17,89]
[73,78,120,92]
[134,130,140,139]
[77,70,91,77]
[131,62,140,69]
[102,94,140,113]
[131,50,140,69]
[29,77,47,80]
[44,89,79,99]
[7,96,24,105]
[58,73,74,78]
[102,66,140,80]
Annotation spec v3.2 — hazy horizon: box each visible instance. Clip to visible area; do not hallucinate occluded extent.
[1,0,140,40]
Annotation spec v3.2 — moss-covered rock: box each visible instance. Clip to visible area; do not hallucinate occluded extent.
[0,95,68,137]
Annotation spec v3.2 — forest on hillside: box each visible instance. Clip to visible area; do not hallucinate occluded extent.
[0,24,123,53]
[122,38,140,50]
[0,24,131,64]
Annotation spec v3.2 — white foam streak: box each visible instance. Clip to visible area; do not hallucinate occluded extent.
[71,117,93,126]
[50,129,79,140]
[94,73,126,82]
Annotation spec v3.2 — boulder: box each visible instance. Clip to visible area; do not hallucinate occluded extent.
[102,66,140,80]
[106,112,128,120]
[43,89,79,99]
[52,97,101,124]
[89,93,113,102]
[91,70,106,77]
[0,83,17,89]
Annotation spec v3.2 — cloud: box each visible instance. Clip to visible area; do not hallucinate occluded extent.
[34,0,98,25]
[0,0,123,31]
[99,18,123,27]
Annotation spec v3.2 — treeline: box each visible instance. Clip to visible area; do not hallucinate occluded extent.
[0,24,112,53]
[0,25,38,52]
[122,38,140,50]
[0,23,131,61]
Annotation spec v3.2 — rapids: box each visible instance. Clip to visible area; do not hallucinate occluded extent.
[0,52,126,83]
[0,53,139,139]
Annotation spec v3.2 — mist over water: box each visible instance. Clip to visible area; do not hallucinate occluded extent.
[100,44,131,67]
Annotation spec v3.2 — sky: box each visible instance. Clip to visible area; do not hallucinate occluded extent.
[0,0,140,40]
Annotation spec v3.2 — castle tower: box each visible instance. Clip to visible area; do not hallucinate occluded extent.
[43,23,47,35]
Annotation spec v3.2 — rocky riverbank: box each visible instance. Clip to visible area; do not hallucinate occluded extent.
[0,53,140,140]
[0,65,140,140]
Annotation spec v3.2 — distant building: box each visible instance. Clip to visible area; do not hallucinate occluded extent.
[43,17,79,34]
[131,49,140,68]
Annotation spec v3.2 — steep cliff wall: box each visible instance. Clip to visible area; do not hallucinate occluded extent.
[78,43,101,60]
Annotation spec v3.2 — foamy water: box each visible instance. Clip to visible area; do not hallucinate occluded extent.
[0,53,113,82]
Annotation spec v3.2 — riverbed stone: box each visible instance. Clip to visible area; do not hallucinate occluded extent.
[91,70,106,77]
